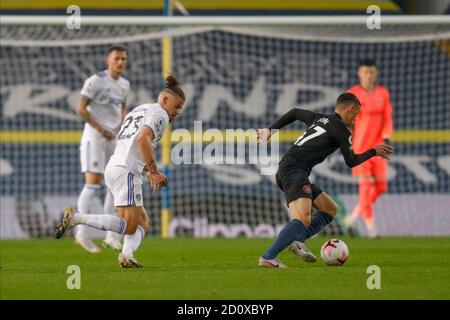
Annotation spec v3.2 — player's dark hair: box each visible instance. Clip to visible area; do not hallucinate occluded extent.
[336,92,360,109]
[162,75,185,101]
[108,46,126,55]
[358,58,376,68]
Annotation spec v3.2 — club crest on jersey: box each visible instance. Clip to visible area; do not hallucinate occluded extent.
[317,118,329,125]
[154,116,164,133]
[302,185,312,194]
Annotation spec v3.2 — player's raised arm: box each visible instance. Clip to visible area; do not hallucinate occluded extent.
[136,126,167,192]
[257,108,317,143]
[269,108,316,130]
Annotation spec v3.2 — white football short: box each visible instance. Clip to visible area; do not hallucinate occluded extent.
[105,164,144,207]
[80,129,116,174]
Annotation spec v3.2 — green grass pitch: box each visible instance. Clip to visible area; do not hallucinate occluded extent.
[1,237,449,299]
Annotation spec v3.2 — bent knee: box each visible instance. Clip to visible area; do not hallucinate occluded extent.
[85,172,103,185]
[301,216,312,227]
[124,220,138,235]
[292,215,311,227]
[325,201,338,216]
[124,213,149,234]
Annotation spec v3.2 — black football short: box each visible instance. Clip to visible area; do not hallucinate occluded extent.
[275,156,323,205]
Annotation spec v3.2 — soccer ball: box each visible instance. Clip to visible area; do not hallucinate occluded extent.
[320,239,349,266]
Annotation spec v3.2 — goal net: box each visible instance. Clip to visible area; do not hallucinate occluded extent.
[1,16,449,239]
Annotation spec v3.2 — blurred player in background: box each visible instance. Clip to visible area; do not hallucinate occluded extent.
[256,93,393,268]
[344,59,393,237]
[75,46,129,253]
[56,76,185,268]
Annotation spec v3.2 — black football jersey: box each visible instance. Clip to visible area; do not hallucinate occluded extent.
[269,108,376,173]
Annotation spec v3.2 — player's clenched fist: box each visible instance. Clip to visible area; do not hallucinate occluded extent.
[148,171,168,191]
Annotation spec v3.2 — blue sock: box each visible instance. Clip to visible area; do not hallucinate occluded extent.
[263,219,306,260]
[298,211,334,242]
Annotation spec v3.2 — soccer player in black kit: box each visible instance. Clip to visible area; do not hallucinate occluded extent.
[257,93,393,268]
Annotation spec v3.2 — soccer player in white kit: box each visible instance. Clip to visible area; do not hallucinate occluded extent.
[75,46,130,253]
[55,76,185,268]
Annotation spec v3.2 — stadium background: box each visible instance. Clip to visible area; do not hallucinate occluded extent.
[1,0,449,239]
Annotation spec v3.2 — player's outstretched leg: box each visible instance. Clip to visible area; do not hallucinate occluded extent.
[55,208,75,239]
[288,192,337,263]
[55,207,127,239]
[259,219,307,268]
[259,197,313,268]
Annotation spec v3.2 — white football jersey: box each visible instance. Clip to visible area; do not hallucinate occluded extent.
[80,70,130,135]
[108,103,170,175]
